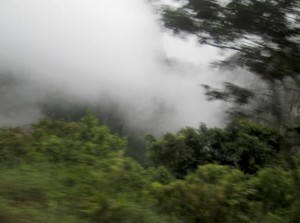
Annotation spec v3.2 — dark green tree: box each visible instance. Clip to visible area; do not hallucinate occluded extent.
[147,119,286,176]
[160,0,300,128]
[152,164,295,223]
[161,0,300,80]
[160,3,300,220]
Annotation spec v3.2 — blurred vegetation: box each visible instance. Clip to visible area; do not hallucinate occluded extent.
[157,1,300,220]
[147,119,288,177]
[0,0,298,222]
[0,111,298,222]
[160,0,300,141]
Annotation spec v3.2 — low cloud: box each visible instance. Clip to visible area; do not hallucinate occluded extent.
[0,0,222,135]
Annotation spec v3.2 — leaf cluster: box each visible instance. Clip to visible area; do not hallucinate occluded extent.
[162,0,300,80]
[147,119,288,176]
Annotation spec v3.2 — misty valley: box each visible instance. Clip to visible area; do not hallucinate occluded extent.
[0,0,299,223]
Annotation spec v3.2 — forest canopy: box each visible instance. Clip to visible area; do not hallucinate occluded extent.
[0,112,299,223]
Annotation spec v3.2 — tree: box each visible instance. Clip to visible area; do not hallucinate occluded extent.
[152,164,295,223]
[162,0,299,79]
[160,2,300,221]
[160,0,300,128]
[146,131,198,178]
[0,111,298,223]
[147,119,286,176]
[0,112,180,223]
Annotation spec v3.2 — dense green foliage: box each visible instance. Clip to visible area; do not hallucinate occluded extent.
[0,112,176,223]
[0,112,299,222]
[152,165,295,223]
[147,119,287,177]
[158,1,300,221]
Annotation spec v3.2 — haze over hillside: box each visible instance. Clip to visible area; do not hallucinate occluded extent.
[0,0,223,134]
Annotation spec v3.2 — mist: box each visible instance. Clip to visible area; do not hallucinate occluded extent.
[0,0,223,135]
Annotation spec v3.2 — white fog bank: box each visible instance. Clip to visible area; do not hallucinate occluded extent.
[0,0,223,133]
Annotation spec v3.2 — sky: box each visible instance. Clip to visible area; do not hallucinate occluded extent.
[0,0,227,134]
